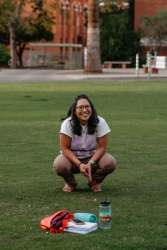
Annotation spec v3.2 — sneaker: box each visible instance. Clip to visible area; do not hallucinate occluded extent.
[87,181,102,192]
[63,183,77,192]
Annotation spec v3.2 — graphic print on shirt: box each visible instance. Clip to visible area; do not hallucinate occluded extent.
[71,129,98,159]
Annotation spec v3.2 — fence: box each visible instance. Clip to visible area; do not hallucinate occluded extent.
[29,43,83,70]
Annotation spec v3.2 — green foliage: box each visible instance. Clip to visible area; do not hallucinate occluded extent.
[0,28,9,45]
[0,0,12,44]
[0,81,167,249]
[83,7,88,27]
[0,0,55,67]
[100,1,143,66]
[0,44,10,66]
[15,13,54,45]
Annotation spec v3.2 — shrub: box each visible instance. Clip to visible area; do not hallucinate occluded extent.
[0,44,10,66]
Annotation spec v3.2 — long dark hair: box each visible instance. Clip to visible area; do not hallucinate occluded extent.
[60,94,99,136]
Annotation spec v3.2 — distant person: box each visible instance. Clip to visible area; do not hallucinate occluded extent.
[149,47,156,65]
[53,94,117,192]
[150,47,155,57]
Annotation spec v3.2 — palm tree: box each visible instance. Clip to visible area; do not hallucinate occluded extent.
[86,0,102,73]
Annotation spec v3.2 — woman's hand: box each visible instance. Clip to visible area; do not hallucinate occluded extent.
[79,163,92,182]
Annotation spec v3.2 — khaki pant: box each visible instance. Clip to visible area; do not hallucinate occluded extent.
[53,153,117,186]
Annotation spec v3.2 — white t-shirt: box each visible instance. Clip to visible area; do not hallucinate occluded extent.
[60,116,111,159]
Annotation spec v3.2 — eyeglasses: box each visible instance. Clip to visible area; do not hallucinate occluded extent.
[76,105,92,111]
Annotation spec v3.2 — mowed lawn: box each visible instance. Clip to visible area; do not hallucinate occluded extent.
[0,81,167,250]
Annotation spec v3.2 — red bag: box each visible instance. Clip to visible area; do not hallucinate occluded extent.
[40,210,74,233]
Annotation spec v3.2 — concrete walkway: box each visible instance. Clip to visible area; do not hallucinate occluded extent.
[0,68,167,83]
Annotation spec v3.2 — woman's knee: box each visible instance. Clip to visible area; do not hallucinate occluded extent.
[110,156,117,170]
[53,154,72,175]
[53,155,65,174]
[53,158,62,174]
[98,153,117,173]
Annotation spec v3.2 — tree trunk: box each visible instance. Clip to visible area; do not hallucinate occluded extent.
[86,0,102,73]
[17,44,25,68]
[9,24,17,69]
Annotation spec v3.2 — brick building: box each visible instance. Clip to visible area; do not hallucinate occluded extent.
[53,0,87,45]
[134,0,167,30]
[22,0,88,67]
[134,0,167,55]
[23,0,167,66]
[53,0,167,44]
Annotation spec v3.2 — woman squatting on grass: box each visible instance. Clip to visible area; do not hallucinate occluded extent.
[53,94,117,192]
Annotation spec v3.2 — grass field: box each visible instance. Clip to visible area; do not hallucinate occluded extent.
[0,80,167,250]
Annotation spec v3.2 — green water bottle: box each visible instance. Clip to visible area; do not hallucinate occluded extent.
[99,198,111,229]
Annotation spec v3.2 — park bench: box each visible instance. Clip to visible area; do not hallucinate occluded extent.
[142,64,158,74]
[103,61,131,69]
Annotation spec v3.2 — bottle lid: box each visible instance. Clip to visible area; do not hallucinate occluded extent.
[100,198,110,206]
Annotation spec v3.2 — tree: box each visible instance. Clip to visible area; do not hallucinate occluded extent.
[86,0,102,73]
[0,0,55,68]
[0,0,22,69]
[140,9,167,55]
[86,0,131,73]
[15,4,54,67]
[99,0,129,12]
[100,0,143,66]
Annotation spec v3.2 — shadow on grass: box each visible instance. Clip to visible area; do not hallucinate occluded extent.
[33,99,49,102]
[23,96,49,101]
